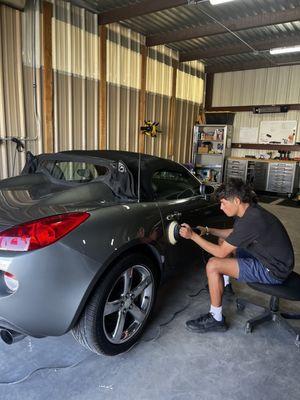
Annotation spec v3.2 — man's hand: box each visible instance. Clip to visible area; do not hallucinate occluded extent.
[179,223,194,240]
[179,224,207,239]
[179,222,236,258]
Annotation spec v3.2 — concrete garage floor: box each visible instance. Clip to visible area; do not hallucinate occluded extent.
[1,203,300,400]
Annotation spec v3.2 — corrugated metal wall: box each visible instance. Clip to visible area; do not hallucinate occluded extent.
[175,61,204,163]
[213,66,300,107]
[0,0,204,180]
[0,1,42,180]
[144,45,174,159]
[212,66,300,158]
[106,23,141,152]
[1,5,31,179]
[145,50,204,162]
[53,0,99,151]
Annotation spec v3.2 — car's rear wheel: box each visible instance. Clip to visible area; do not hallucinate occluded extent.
[72,253,158,355]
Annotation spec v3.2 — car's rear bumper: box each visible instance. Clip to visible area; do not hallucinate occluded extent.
[0,318,38,337]
[0,240,100,337]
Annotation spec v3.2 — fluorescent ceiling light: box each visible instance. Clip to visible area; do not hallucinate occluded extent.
[270,45,300,55]
[209,0,235,5]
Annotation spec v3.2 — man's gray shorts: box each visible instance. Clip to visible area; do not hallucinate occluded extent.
[236,248,283,284]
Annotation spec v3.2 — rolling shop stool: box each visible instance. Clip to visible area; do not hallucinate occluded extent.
[236,271,300,346]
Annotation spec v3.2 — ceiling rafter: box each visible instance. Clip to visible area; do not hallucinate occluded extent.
[205,56,300,74]
[146,7,300,47]
[99,0,186,25]
[180,34,300,62]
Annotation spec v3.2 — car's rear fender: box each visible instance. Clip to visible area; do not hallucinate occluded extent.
[69,240,164,331]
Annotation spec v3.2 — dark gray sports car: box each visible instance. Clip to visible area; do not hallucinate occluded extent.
[0,150,227,355]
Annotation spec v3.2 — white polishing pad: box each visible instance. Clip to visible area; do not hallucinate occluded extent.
[167,221,178,245]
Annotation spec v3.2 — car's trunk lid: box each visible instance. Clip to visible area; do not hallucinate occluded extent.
[0,173,124,231]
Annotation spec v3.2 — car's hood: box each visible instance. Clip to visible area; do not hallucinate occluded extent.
[0,174,122,231]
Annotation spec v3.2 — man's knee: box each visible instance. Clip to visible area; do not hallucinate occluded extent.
[206,257,222,274]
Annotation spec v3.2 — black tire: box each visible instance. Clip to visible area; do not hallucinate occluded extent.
[72,253,158,356]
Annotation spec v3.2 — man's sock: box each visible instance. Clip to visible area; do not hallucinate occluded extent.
[209,305,223,321]
[223,275,230,287]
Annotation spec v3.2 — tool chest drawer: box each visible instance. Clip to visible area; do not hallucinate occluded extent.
[267,163,296,193]
[226,159,247,182]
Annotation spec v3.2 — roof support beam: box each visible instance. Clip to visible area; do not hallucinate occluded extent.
[205,57,300,74]
[146,7,300,47]
[99,0,185,25]
[167,61,178,158]
[138,45,147,154]
[204,73,214,111]
[180,35,300,62]
[99,25,107,149]
[42,1,54,153]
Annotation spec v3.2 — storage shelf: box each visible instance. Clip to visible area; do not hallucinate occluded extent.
[193,124,232,185]
[199,139,223,143]
[232,143,300,151]
[196,165,222,168]
[199,153,222,156]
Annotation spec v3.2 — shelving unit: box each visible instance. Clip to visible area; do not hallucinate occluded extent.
[192,124,232,184]
[232,143,300,151]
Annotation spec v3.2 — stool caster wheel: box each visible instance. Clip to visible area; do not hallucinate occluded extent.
[245,323,252,334]
[236,300,245,311]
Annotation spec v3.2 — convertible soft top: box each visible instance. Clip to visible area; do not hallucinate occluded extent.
[21,151,137,200]
[56,150,188,199]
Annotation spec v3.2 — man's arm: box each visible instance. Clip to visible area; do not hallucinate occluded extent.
[204,227,233,239]
[180,224,236,258]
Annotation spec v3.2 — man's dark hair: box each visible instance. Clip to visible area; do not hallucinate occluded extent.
[215,178,258,204]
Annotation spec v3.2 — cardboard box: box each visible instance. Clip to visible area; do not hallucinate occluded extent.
[198,146,209,154]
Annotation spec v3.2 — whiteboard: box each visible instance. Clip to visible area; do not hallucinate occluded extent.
[259,120,297,144]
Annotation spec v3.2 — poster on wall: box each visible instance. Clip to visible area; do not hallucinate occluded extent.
[259,120,297,145]
[239,127,259,143]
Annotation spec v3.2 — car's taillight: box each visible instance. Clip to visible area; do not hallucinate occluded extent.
[0,212,90,251]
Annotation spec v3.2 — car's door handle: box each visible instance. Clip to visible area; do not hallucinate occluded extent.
[166,211,182,221]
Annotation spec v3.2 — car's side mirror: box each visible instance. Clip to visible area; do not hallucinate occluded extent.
[199,183,215,196]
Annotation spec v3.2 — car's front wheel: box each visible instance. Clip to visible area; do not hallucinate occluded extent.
[72,253,158,355]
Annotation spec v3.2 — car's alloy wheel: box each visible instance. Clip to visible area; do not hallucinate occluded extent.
[103,264,154,345]
[72,253,158,355]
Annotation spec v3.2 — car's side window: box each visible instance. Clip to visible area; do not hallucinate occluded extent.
[151,169,200,200]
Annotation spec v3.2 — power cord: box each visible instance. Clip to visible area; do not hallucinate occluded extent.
[0,354,95,386]
[142,285,208,343]
[192,1,277,67]
[142,250,210,342]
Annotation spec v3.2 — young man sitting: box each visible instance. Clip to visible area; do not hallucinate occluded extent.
[179,178,294,333]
